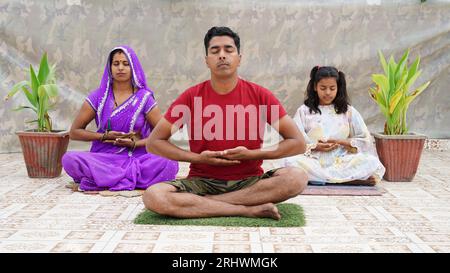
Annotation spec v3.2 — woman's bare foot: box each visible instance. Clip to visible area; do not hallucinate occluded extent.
[249,203,281,220]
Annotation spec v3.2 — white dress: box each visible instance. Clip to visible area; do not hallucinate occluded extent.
[278,104,385,183]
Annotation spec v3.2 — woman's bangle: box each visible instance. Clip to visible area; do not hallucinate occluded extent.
[101,132,108,142]
[131,139,136,152]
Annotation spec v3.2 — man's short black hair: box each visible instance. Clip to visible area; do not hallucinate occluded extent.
[204,26,240,55]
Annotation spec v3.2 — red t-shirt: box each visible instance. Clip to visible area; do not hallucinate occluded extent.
[164,78,287,180]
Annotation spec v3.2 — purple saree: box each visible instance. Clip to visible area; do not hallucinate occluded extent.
[62,46,178,191]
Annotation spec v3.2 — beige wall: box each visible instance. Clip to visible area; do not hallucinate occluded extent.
[1,0,449,152]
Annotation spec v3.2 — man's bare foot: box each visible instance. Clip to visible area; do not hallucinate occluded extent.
[250,203,281,220]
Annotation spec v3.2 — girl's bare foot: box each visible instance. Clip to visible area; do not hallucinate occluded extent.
[343,175,377,186]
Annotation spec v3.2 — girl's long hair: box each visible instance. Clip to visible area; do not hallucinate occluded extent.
[304,66,349,114]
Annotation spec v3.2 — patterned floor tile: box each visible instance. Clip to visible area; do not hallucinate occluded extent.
[0,241,56,253]
[152,243,213,253]
[311,244,372,253]
[39,210,92,219]
[213,244,252,253]
[50,242,95,253]
[370,244,412,253]
[273,244,313,253]
[0,150,449,253]
[416,234,450,243]
[343,213,377,221]
[65,231,106,240]
[429,245,450,252]
[382,206,417,214]
[22,204,56,210]
[214,232,251,242]
[97,204,131,211]
[269,227,305,235]
[391,213,428,221]
[121,232,160,241]
[112,243,154,253]
[88,211,122,219]
[158,231,214,243]
[355,227,394,236]
[0,230,17,239]
[302,227,359,236]
[8,210,46,219]
[366,235,413,244]
[8,230,69,241]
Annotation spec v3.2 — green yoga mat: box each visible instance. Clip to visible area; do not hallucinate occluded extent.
[134,203,305,227]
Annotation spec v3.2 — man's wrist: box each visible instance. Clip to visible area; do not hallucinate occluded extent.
[189,153,203,164]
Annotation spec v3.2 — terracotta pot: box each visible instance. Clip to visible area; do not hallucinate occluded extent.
[373,132,426,182]
[16,130,70,178]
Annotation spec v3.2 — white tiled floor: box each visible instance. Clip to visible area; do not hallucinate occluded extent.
[0,150,449,252]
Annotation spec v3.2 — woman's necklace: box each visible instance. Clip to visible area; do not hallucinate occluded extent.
[113,88,134,108]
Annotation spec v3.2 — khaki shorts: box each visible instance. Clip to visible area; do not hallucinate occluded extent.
[165,168,280,196]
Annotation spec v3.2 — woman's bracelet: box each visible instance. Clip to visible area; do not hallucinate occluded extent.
[100,132,108,142]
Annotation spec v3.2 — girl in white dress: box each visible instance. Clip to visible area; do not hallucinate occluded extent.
[280,66,385,185]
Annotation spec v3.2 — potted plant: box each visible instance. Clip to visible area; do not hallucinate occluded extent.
[4,53,69,178]
[369,49,430,181]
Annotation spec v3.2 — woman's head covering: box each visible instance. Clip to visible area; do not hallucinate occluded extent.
[104,45,148,90]
[95,46,153,126]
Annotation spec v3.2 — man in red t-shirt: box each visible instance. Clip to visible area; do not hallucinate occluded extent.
[144,27,307,220]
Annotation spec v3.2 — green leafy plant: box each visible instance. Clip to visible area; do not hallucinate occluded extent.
[369,49,430,135]
[4,53,58,132]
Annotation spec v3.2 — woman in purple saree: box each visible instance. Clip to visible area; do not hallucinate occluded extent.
[62,46,178,191]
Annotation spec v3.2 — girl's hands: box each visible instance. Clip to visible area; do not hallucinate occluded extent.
[313,139,357,153]
[313,141,339,152]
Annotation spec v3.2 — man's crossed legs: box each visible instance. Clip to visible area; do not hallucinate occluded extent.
[142,167,307,220]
